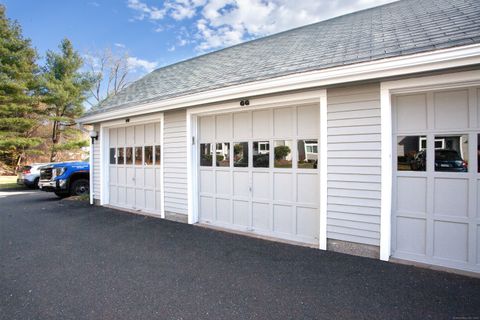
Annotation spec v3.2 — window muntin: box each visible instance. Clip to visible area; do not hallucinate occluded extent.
[117,147,125,165]
[397,136,426,171]
[274,140,292,168]
[134,147,143,165]
[297,139,318,169]
[109,148,116,165]
[253,141,270,168]
[200,143,213,166]
[434,135,468,172]
[216,142,230,167]
[125,147,133,165]
[144,146,153,165]
[155,145,161,165]
[233,142,249,167]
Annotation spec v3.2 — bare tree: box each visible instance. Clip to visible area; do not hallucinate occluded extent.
[85,48,130,107]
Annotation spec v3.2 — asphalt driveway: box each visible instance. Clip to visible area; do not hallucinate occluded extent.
[1,189,479,320]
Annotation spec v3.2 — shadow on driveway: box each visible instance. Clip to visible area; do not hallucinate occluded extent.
[1,189,479,320]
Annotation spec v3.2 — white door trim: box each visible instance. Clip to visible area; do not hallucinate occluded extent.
[99,114,164,218]
[379,69,480,261]
[186,89,328,248]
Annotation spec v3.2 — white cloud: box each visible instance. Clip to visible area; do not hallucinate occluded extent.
[127,56,159,72]
[114,43,126,48]
[168,45,176,52]
[127,0,397,51]
[127,0,165,20]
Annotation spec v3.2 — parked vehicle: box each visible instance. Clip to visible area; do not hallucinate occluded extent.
[38,162,90,198]
[17,163,50,189]
[410,149,467,172]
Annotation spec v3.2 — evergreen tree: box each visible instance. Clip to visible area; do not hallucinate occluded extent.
[0,5,42,168]
[41,38,94,162]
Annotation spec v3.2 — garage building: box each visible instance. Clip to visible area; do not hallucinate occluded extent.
[79,0,480,275]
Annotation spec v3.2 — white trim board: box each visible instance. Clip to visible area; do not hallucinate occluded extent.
[379,70,480,262]
[79,44,480,124]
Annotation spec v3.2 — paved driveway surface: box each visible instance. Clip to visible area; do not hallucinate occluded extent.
[1,189,479,320]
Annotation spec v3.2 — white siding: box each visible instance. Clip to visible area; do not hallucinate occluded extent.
[163,109,188,215]
[327,84,381,246]
[93,124,101,201]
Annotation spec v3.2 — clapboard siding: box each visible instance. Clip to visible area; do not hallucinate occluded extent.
[327,83,381,246]
[93,124,101,200]
[163,109,188,215]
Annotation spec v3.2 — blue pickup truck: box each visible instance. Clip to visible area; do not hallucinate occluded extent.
[38,162,90,198]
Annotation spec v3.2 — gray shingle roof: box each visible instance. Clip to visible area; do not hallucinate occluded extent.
[87,0,480,116]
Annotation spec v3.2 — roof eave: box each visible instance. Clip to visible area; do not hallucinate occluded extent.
[78,43,480,125]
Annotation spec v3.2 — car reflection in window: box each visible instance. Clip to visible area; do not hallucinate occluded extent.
[434,135,468,172]
[253,141,269,168]
[397,136,426,171]
[234,142,249,167]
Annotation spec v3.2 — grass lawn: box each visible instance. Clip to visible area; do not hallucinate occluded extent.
[0,176,19,189]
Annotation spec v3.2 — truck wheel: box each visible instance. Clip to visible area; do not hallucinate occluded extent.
[70,179,89,196]
[33,177,40,189]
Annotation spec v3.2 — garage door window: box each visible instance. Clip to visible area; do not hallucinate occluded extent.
[135,147,142,165]
[110,148,116,165]
[155,145,161,165]
[253,141,270,168]
[125,147,133,165]
[216,143,230,167]
[274,140,292,168]
[397,135,426,171]
[144,146,153,165]
[234,142,248,167]
[298,139,318,169]
[117,148,125,165]
[200,143,212,166]
[434,135,468,172]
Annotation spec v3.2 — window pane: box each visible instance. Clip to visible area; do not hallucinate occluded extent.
[135,147,142,165]
[435,135,468,172]
[155,145,161,165]
[234,142,249,167]
[274,140,292,168]
[109,148,116,164]
[397,136,426,171]
[216,142,230,167]
[117,148,125,165]
[125,147,133,165]
[253,141,269,168]
[200,143,212,166]
[145,146,153,165]
[297,139,318,169]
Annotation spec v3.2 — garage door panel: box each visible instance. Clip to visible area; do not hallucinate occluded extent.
[477,179,480,218]
[215,171,231,195]
[297,207,319,239]
[109,167,117,184]
[397,177,426,214]
[252,110,272,137]
[233,171,249,197]
[135,189,145,208]
[200,196,214,221]
[297,174,318,204]
[110,186,118,204]
[297,105,319,137]
[135,125,145,145]
[233,200,249,226]
[110,128,118,146]
[252,172,270,200]
[396,217,426,255]
[274,173,293,201]
[145,124,155,144]
[145,190,155,210]
[117,167,126,185]
[126,168,135,185]
[274,108,294,137]
[216,114,232,140]
[200,116,215,141]
[434,178,468,217]
[117,127,125,146]
[273,205,293,234]
[252,202,270,231]
[434,90,469,130]
[200,170,214,194]
[233,112,251,139]
[117,187,125,204]
[433,221,468,262]
[135,168,144,187]
[126,187,135,207]
[396,94,427,132]
[216,198,231,223]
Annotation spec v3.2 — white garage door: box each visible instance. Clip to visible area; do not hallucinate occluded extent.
[108,123,163,215]
[392,87,480,273]
[198,105,320,244]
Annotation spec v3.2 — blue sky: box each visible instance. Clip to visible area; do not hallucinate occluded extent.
[2,0,395,79]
